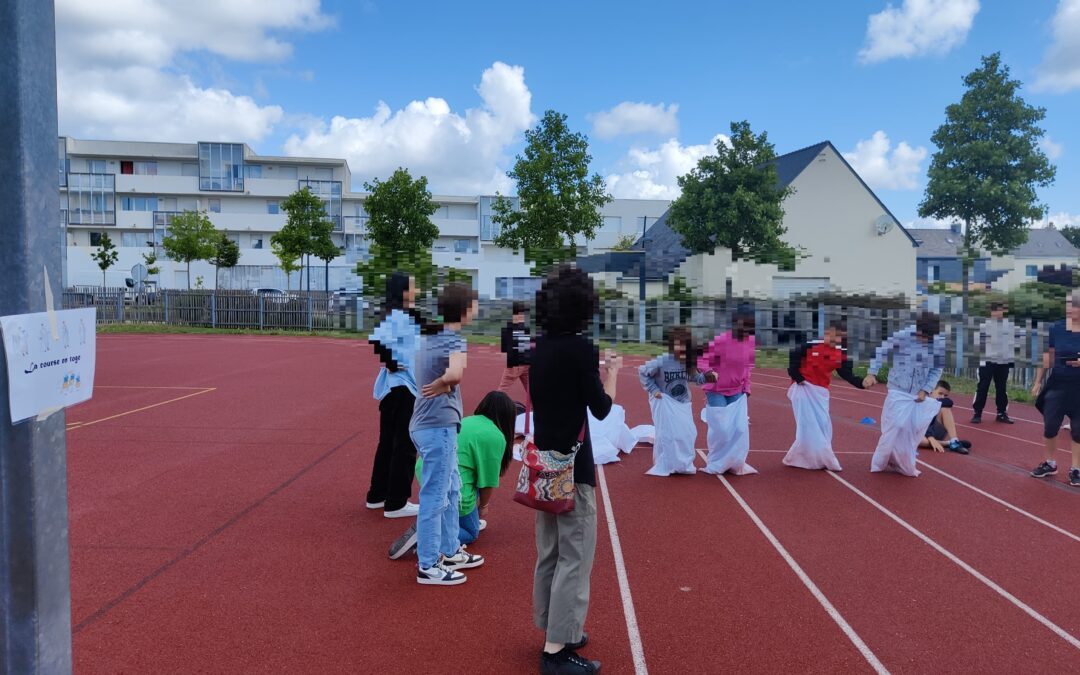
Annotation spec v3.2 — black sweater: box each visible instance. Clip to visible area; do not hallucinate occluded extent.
[501,321,532,367]
[529,334,612,487]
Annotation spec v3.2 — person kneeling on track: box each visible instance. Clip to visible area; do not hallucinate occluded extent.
[1030,289,1080,488]
[919,382,972,455]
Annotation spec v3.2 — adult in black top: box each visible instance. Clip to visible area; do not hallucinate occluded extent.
[530,265,621,675]
[499,301,533,399]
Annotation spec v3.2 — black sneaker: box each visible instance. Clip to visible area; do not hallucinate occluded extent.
[540,648,601,675]
[970,413,982,424]
[566,633,589,651]
[1070,469,1080,488]
[946,440,970,455]
[388,524,417,560]
[1031,461,1058,479]
[996,413,1015,425]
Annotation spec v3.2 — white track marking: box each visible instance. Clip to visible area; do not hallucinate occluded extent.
[596,465,648,675]
[826,471,1080,651]
[696,450,890,674]
[914,460,1080,544]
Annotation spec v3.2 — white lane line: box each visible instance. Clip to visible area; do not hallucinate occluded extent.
[826,471,1080,651]
[596,465,648,675]
[752,371,1043,425]
[696,450,890,674]
[752,381,1069,455]
[914,460,1080,544]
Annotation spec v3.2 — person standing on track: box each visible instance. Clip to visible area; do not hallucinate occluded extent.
[1030,289,1080,488]
[499,300,532,398]
[410,283,485,585]
[698,304,757,476]
[783,320,864,472]
[863,312,947,477]
[530,265,622,675]
[971,302,1022,424]
[366,273,423,519]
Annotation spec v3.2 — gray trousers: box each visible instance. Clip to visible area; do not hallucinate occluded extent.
[533,483,597,644]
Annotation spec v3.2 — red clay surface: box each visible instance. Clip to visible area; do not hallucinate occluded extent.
[68,334,1080,674]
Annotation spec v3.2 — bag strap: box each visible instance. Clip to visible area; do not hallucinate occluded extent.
[524,391,587,445]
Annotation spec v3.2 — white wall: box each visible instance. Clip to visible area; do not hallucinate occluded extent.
[991,255,1080,292]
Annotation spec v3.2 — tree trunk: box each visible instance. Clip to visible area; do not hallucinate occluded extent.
[306,254,311,292]
[215,265,220,291]
[102,269,106,288]
[961,220,972,316]
[324,259,329,295]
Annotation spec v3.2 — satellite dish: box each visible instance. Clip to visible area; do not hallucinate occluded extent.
[131,264,147,284]
[874,215,894,236]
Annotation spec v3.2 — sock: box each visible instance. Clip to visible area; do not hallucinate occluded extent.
[950,438,960,445]
[1047,460,1057,468]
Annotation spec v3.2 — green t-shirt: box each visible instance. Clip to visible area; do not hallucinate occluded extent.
[415,414,506,516]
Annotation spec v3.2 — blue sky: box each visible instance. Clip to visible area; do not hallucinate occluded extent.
[56,0,1080,227]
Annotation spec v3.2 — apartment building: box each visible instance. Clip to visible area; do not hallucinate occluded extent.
[59,138,669,298]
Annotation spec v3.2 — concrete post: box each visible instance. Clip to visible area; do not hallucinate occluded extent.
[0,1,74,672]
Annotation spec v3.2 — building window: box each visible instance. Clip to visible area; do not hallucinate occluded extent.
[152,211,180,253]
[267,201,279,215]
[88,159,106,173]
[121,232,141,247]
[208,199,221,213]
[603,216,622,231]
[121,196,160,212]
[134,161,157,176]
[252,237,264,250]
[496,276,543,300]
[198,142,245,191]
[90,232,102,247]
[58,138,67,186]
[454,238,475,254]
[245,164,263,179]
[182,162,199,177]
[1026,265,1038,277]
[67,173,115,225]
[121,161,134,174]
[299,179,342,231]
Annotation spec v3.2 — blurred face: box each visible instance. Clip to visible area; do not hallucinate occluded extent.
[931,386,949,400]
[735,316,755,338]
[403,278,417,308]
[824,327,846,347]
[990,307,1005,319]
[673,339,688,359]
[461,298,479,326]
[915,330,932,344]
[1070,295,1080,321]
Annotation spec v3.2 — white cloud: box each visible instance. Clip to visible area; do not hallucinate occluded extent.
[843,131,928,190]
[1040,136,1065,160]
[1046,211,1080,228]
[605,135,729,200]
[55,0,332,142]
[1034,0,1080,92]
[858,0,980,64]
[588,102,679,140]
[906,216,960,230]
[284,62,535,195]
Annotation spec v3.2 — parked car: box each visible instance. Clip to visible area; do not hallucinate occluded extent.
[253,288,295,304]
[328,288,368,312]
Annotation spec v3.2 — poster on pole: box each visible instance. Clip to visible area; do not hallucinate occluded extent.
[1,307,96,424]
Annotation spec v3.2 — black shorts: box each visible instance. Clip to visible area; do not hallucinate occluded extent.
[1042,384,1080,443]
[926,419,948,441]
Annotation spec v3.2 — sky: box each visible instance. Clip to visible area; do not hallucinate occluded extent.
[55,0,1080,228]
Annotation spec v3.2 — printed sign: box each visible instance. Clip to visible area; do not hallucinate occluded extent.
[1,307,96,424]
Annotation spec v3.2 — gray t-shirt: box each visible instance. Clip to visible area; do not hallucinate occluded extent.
[638,353,704,403]
[410,329,467,432]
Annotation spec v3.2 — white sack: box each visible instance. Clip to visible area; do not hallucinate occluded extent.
[646,395,698,476]
[701,395,756,476]
[870,389,942,477]
[514,404,639,464]
[630,425,655,445]
[783,383,842,472]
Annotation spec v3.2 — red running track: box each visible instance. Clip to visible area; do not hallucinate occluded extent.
[67,335,1079,673]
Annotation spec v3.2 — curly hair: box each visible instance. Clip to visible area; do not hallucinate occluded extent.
[535,264,598,336]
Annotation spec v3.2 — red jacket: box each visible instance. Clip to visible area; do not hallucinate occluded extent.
[788,341,864,389]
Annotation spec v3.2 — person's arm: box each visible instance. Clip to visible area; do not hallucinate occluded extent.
[788,343,808,383]
[477,487,494,516]
[865,329,905,387]
[370,313,409,371]
[421,339,468,398]
[584,344,616,420]
[743,340,755,395]
[500,323,512,356]
[921,335,947,396]
[1032,347,1053,396]
[837,358,865,389]
[638,356,664,398]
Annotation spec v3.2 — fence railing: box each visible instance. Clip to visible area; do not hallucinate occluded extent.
[68,290,1053,387]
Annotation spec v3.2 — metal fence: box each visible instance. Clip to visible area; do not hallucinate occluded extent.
[67,290,1053,387]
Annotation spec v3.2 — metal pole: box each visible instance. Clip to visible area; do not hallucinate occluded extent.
[638,216,647,344]
[0,1,74,672]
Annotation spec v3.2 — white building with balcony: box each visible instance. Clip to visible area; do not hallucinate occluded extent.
[59,137,669,298]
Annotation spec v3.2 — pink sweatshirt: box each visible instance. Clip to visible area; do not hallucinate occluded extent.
[699,331,755,395]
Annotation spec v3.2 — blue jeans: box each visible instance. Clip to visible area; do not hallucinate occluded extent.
[410,426,461,569]
[706,392,744,407]
[459,506,481,546]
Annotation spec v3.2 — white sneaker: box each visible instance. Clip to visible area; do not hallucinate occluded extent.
[384,502,419,519]
[479,519,487,531]
[417,562,466,586]
[441,547,485,570]
[365,501,385,510]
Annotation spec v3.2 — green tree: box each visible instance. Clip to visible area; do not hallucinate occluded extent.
[1059,225,1080,249]
[493,110,612,275]
[92,232,119,288]
[278,186,336,292]
[313,234,340,295]
[142,249,160,277]
[918,52,1057,312]
[611,234,638,251]
[357,168,440,295]
[667,121,797,269]
[162,210,218,289]
[272,239,301,290]
[210,232,240,290]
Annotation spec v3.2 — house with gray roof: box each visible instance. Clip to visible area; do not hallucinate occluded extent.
[579,140,919,300]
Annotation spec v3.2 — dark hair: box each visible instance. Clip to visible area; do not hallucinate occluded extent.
[937,380,951,391]
[667,326,695,372]
[512,301,529,315]
[473,391,517,476]
[989,301,1005,312]
[827,320,848,332]
[915,311,941,338]
[733,303,756,339]
[535,265,598,336]
[385,272,412,313]
[438,283,477,324]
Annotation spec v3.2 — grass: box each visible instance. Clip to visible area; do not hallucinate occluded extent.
[96,323,1035,403]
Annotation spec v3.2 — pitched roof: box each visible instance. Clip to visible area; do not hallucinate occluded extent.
[768,141,831,187]
[909,226,1080,259]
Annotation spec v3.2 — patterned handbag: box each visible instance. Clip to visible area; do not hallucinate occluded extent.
[513,395,585,515]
